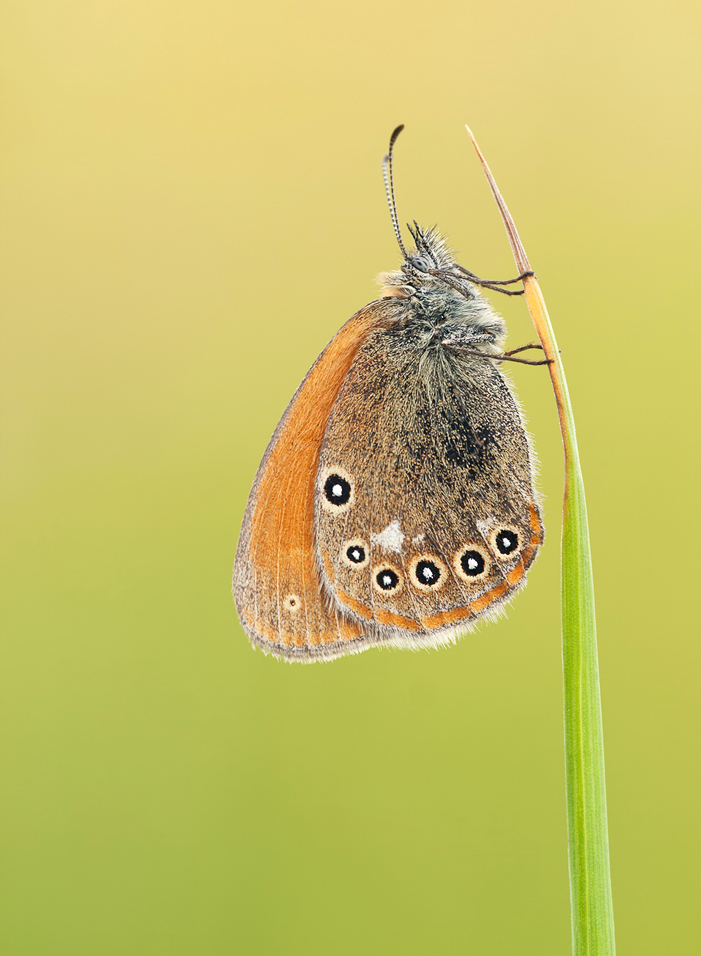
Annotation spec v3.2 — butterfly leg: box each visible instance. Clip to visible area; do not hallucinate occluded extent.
[428,267,535,296]
[503,342,545,357]
[456,267,535,296]
[502,342,561,363]
[497,351,553,366]
[492,350,553,366]
[442,340,553,366]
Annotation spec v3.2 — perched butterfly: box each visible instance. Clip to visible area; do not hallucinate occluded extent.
[233,126,546,662]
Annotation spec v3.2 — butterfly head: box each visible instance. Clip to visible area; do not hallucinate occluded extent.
[377,225,505,343]
[379,220,477,298]
[378,126,507,341]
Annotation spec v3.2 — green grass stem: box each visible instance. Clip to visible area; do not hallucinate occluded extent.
[465,127,616,956]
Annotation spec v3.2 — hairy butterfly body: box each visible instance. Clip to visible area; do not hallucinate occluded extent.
[233,128,544,662]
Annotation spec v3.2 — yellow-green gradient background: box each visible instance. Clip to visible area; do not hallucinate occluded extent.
[2,1,699,953]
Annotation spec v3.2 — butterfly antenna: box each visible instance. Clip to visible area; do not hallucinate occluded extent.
[382,125,410,260]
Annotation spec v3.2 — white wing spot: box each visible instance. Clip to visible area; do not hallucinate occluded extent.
[283,593,302,613]
[371,520,405,553]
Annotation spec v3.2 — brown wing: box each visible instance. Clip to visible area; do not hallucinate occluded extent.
[233,299,403,662]
[314,322,544,650]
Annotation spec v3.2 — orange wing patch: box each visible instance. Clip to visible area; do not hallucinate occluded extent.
[247,308,384,570]
[375,608,422,631]
[423,606,474,629]
[234,302,397,659]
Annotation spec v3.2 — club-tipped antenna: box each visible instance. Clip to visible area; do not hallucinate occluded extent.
[382,125,409,259]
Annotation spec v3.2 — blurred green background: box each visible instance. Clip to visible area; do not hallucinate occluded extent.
[2,1,699,953]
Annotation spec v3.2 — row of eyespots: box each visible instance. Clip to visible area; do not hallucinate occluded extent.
[322,470,521,560]
[340,533,522,594]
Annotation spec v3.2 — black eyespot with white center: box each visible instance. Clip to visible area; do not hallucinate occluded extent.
[496,529,519,556]
[409,554,448,592]
[324,474,351,505]
[340,538,369,569]
[372,564,403,595]
[454,545,489,583]
[416,560,440,586]
[461,550,485,576]
[320,467,354,514]
[376,569,399,591]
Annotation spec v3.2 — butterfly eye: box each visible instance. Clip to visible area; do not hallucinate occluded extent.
[320,467,354,513]
[493,528,520,557]
[341,539,369,569]
[409,255,431,273]
[410,555,447,591]
[454,547,489,582]
[373,564,403,594]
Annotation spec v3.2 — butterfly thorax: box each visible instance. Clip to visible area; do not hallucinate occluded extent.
[377,223,507,350]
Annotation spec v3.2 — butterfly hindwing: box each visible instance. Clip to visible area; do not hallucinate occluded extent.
[315,321,543,648]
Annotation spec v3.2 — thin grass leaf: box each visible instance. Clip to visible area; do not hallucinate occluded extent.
[465,126,616,956]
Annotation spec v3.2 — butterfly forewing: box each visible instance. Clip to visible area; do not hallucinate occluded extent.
[233,301,398,660]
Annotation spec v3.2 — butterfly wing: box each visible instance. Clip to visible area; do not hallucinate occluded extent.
[233,300,402,661]
[315,322,544,649]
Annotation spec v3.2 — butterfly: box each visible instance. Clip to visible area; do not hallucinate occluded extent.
[233,126,546,662]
